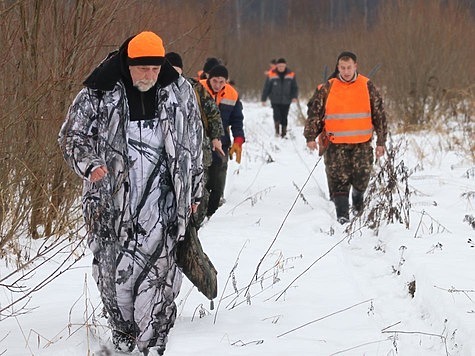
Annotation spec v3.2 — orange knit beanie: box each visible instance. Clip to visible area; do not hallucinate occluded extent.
[127,31,165,66]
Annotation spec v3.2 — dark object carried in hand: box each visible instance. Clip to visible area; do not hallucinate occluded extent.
[176,224,218,300]
[317,130,330,156]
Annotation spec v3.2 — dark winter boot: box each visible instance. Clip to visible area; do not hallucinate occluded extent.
[352,188,365,216]
[281,125,287,138]
[333,193,350,224]
[274,121,280,137]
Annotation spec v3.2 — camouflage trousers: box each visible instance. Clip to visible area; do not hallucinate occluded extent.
[205,154,228,218]
[323,141,374,198]
[91,225,182,353]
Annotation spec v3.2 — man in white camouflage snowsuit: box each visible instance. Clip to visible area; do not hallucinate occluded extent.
[58,31,203,355]
[304,51,387,224]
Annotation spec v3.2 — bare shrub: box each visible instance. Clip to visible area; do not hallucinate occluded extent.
[374,1,474,130]
[0,1,128,263]
[0,0,221,263]
[348,137,412,235]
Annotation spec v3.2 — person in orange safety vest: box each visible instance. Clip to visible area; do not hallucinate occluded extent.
[200,64,245,219]
[304,51,388,224]
[264,58,277,77]
[261,57,299,138]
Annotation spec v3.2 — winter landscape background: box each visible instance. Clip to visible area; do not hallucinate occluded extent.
[0,1,473,355]
[1,101,474,356]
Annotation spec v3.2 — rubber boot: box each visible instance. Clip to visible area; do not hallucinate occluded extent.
[281,125,287,138]
[333,194,350,224]
[274,122,280,137]
[352,188,364,216]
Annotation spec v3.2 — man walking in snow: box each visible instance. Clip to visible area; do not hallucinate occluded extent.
[200,64,245,219]
[304,51,387,224]
[58,31,203,355]
[261,57,299,138]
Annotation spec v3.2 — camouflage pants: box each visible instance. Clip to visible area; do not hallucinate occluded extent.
[206,153,228,217]
[323,141,374,198]
[92,226,182,353]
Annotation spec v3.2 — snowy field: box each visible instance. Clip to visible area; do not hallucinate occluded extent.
[1,101,474,356]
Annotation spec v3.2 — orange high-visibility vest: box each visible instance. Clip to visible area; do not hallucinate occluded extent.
[200,79,238,107]
[267,70,296,81]
[324,75,373,144]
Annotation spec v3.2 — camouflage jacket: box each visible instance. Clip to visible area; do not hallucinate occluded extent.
[304,75,388,146]
[58,49,203,241]
[188,77,224,167]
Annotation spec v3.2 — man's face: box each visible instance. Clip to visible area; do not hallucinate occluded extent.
[209,76,227,92]
[337,59,357,81]
[276,63,286,72]
[129,65,161,92]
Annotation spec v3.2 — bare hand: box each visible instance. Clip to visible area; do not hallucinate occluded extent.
[375,146,385,158]
[307,141,317,151]
[211,138,225,157]
[90,165,108,182]
[191,203,199,214]
[261,101,266,106]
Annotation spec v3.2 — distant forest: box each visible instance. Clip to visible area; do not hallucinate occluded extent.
[174,0,475,31]
[169,0,475,100]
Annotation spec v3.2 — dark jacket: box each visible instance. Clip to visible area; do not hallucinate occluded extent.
[261,68,298,105]
[200,79,245,153]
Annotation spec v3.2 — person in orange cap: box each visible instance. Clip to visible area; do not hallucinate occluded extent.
[59,31,203,356]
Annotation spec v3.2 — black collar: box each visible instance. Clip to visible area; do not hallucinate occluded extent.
[83,36,178,91]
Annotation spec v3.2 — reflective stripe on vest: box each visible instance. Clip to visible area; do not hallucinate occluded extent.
[324,75,373,144]
[268,71,295,80]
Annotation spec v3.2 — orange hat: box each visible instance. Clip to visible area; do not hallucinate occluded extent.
[127,31,165,66]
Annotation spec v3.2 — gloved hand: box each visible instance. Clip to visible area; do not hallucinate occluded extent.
[229,137,244,164]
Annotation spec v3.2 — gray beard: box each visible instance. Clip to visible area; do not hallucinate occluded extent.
[134,80,156,92]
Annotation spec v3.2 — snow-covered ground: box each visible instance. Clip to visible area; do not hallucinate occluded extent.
[1,101,474,356]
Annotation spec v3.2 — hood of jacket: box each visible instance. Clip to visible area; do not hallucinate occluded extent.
[83,35,178,91]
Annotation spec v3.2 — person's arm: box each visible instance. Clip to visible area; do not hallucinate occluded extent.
[368,80,388,157]
[228,99,245,163]
[291,75,299,102]
[306,87,319,110]
[261,77,271,104]
[304,83,328,149]
[197,83,225,156]
[58,88,107,181]
[187,85,204,206]
[228,99,245,141]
